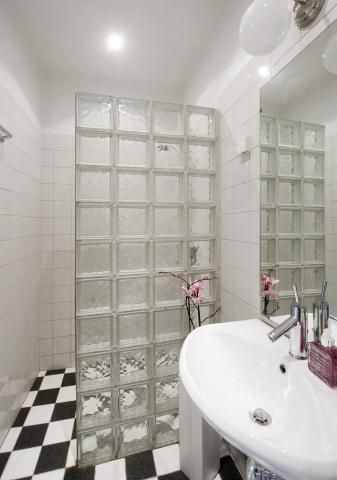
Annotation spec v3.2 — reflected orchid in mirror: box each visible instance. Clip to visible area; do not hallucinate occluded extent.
[261,270,280,317]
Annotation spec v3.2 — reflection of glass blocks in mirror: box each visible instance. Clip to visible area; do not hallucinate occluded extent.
[154,207,182,236]
[119,419,151,456]
[78,427,113,465]
[187,106,215,138]
[188,207,214,235]
[260,148,275,175]
[188,142,213,170]
[77,95,112,129]
[277,268,301,296]
[77,279,112,315]
[303,152,324,178]
[303,180,324,206]
[278,180,301,205]
[303,209,324,234]
[118,207,148,236]
[79,390,112,428]
[303,123,325,150]
[278,238,301,265]
[155,342,181,376]
[77,206,111,238]
[118,172,148,202]
[303,238,325,264]
[77,316,112,354]
[117,98,149,133]
[77,133,111,166]
[261,238,276,265]
[77,169,111,202]
[153,102,183,136]
[118,136,148,167]
[119,348,149,383]
[188,240,213,268]
[261,178,275,205]
[260,117,275,146]
[279,120,300,147]
[189,174,213,203]
[154,309,184,342]
[278,149,301,176]
[154,139,182,168]
[261,208,276,235]
[278,209,301,235]
[154,275,182,306]
[79,353,112,389]
[304,267,325,293]
[118,312,150,347]
[155,377,179,410]
[154,174,182,203]
[276,297,295,315]
[155,412,179,447]
[119,384,149,418]
[118,277,149,311]
[154,241,183,271]
[118,242,148,273]
[77,242,112,276]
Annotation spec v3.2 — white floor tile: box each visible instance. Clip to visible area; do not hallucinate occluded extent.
[2,447,41,480]
[95,458,126,480]
[25,404,54,426]
[65,367,75,373]
[43,419,74,445]
[56,385,76,403]
[153,443,180,476]
[38,371,46,377]
[0,427,21,452]
[22,391,38,408]
[40,374,64,390]
[33,469,65,479]
[66,439,77,467]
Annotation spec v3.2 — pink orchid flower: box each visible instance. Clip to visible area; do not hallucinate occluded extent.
[260,273,279,299]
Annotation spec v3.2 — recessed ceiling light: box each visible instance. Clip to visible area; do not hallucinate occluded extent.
[107,33,124,51]
[258,66,271,78]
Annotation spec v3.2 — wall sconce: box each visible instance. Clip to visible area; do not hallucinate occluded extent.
[0,124,12,142]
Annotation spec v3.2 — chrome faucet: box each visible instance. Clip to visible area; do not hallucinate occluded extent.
[268,285,308,359]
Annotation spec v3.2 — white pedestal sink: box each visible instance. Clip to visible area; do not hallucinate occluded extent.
[179,319,337,480]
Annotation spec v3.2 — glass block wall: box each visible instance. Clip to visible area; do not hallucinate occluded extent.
[75,93,217,465]
[260,116,325,314]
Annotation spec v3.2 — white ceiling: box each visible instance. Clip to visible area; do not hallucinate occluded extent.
[11,0,227,90]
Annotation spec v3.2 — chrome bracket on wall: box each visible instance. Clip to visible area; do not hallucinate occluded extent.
[0,124,12,142]
[247,457,285,480]
[293,0,327,29]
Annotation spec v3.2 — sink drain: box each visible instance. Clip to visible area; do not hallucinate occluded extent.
[250,408,272,426]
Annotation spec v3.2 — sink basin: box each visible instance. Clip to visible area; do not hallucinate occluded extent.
[179,319,337,480]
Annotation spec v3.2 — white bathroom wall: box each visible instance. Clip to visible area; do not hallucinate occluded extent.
[184,0,337,322]
[0,0,42,444]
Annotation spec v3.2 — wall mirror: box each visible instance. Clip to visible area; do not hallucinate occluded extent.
[260,19,337,317]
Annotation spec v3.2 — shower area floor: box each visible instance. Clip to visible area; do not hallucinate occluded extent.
[0,369,242,480]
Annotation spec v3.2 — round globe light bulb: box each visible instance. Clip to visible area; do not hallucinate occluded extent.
[322,33,337,75]
[239,0,291,56]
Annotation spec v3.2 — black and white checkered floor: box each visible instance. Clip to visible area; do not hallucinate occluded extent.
[0,369,243,480]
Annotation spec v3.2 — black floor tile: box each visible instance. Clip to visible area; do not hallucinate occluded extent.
[30,377,43,391]
[35,441,70,474]
[62,372,76,387]
[46,369,66,376]
[126,450,157,480]
[219,456,243,480]
[33,388,59,406]
[51,401,76,421]
[159,473,189,480]
[0,452,10,476]
[12,407,30,427]
[14,424,48,450]
[72,419,77,440]
[64,465,95,480]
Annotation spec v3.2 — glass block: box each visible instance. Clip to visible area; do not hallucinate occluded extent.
[277,297,295,315]
[154,275,182,306]
[187,106,215,138]
[118,136,148,167]
[260,117,275,145]
[119,348,149,383]
[303,239,325,264]
[77,170,111,202]
[155,412,179,446]
[153,103,183,136]
[154,309,184,342]
[77,206,111,238]
[118,98,149,132]
[155,377,179,410]
[78,95,111,129]
[261,209,276,235]
[303,124,324,150]
[118,242,148,273]
[261,238,276,265]
[278,209,301,235]
[304,267,325,293]
[303,153,324,178]
[155,174,182,203]
[278,150,301,176]
[119,419,151,456]
[303,209,324,235]
[188,144,214,174]
[261,178,275,205]
[191,273,214,301]
[118,172,147,202]
[279,120,300,147]
[118,312,150,347]
[154,207,182,236]
[79,390,112,428]
[189,175,213,203]
[155,139,182,169]
[189,208,214,235]
[154,242,183,271]
[77,133,111,166]
[118,207,148,236]
[78,427,113,465]
[278,180,301,205]
[119,384,149,418]
[260,148,275,175]
[194,303,218,325]
[278,239,301,264]
[303,181,324,206]
[78,316,112,353]
[77,243,112,276]
[278,268,301,296]
[189,240,213,268]
[77,279,112,315]
[155,342,181,376]
[79,353,112,389]
[118,277,149,311]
